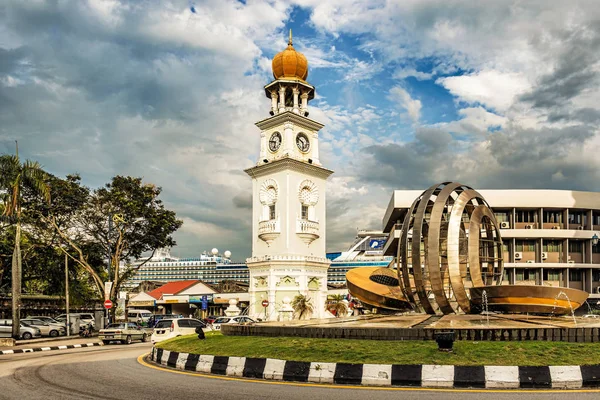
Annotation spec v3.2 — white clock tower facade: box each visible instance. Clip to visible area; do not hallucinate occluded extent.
[245,32,333,320]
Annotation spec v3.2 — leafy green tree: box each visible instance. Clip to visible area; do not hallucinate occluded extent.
[0,144,50,337]
[291,294,314,320]
[43,176,182,319]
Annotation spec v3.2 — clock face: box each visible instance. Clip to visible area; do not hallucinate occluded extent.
[296,133,310,153]
[269,132,282,152]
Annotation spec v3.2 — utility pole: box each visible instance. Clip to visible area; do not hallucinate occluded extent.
[65,252,70,336]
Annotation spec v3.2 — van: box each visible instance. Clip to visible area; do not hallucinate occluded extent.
[127,309,153,323]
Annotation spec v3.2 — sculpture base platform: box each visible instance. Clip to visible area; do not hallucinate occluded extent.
[469,285,589,315]
[221,313,600,342]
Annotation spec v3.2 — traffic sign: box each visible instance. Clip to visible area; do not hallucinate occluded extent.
[261,300,269,307]
[104,299,113,309]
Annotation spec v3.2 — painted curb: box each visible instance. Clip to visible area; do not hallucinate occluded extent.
[149,347,600,389]
[0,342,103,355]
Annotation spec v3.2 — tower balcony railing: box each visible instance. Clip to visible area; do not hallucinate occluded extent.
[258,218,280,246]
[297,218,319,245]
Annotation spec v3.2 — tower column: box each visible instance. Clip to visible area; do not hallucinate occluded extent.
[278,86,286,113]
[270,91,278,115]
[292,87,300,114]
[300,92,309,115]
[283,122,294,156]
[311,133,320,165]
[260,132,266,160]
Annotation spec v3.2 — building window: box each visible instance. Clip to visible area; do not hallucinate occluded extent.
[593,270,600,281]
[543,211,562,224]
[515,240,536,252]
[516,210,537,223]
[494,211,509,223]
[569,212,587,225]
[301,205,309,220]
[569,241,583,253]
[516,269,535,281]
[543,270,560,281]
[269,204,276,220]
[543,240,562,252]
[569,270,583,281]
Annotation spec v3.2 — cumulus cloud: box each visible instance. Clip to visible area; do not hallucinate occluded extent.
[437,70,531,112]
[2,0,600,259]
[389,86,421,123]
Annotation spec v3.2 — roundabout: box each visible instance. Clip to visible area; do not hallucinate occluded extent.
[0,339,599,398]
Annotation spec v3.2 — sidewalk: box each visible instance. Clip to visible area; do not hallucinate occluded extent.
[0,336,102,352]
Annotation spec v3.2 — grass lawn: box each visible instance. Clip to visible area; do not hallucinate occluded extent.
[156,332,600,366]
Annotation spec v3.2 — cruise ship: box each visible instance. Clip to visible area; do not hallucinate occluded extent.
[125,248,249,289]
[327,230,393,285]
[126,231,391,289]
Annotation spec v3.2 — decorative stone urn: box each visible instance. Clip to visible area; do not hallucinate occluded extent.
[224,298,241,317]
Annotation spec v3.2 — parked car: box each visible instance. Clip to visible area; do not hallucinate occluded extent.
[211,316,256,331]
[0,319,42,340]
[147,314,183,328]
[28,315,63,325]
[21,318,66,337]
[98,322,148,345]
[55,313,96,329]
[126,309,153,323]
[151,318,209,344]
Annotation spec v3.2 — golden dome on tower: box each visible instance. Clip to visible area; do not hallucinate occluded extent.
[272,29,308,81]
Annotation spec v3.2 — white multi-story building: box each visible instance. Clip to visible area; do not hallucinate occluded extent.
[245,32,333,320]
[383,189,600,300]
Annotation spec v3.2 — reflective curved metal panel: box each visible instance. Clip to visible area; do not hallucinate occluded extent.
[394,182,505,315]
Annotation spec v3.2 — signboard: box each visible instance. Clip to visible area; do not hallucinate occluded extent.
[369,239,385,249]
[201,295,208,310]
[189,294,214,303]
[104,299,113,309]
[262,300,269,307]
[104,281,113,300]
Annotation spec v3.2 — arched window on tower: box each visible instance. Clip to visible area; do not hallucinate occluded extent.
[269,204,276,220]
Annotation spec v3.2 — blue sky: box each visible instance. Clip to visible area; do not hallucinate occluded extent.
[1,0,600,259]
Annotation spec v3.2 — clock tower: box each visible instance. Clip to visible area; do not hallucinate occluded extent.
[245,31,333,320]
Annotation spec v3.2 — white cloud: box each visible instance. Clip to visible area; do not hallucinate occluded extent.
[389,86,422,123]
[437,70,531,112]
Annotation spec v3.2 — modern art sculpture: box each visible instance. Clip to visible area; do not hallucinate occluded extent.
[346,182,589,315]
[398,182,504,314]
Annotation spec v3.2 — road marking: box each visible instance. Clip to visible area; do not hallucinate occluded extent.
[136,353,600,393]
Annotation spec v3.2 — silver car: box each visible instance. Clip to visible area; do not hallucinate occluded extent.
[0,319,42,340]
[21,318,66,337]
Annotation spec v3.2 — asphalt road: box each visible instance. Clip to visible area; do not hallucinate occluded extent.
[0,343,598,400]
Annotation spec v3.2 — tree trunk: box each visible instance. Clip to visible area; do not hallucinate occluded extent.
[11,222,21,339]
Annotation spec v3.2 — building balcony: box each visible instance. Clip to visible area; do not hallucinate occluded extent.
[258,218,280,246]
[296,218,320,245]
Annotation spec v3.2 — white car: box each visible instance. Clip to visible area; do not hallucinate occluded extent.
[151,318,210,344]
[211,316,256,331]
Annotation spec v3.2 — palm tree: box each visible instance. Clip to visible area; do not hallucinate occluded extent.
[328,294,348,318]
[291,294,314,320]
[0,142,50,338]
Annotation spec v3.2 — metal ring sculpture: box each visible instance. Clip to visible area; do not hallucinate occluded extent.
[398,182,504,314]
